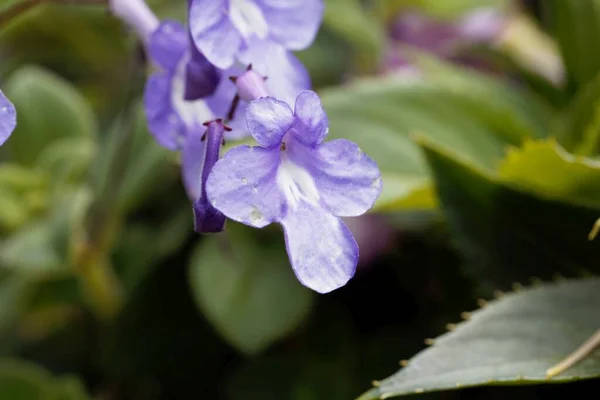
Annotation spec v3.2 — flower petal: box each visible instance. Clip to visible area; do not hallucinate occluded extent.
[184,41,221,100]
[206,145,284,227]
[292,90,328,146]
[246,97,294,148]
[0,90,16,147]
[240,39,310,106]
[181,126,205,201]
[288,138,382,217]
[458,8,505,42]
[255,0,323,50]
[170,66,214,131]
[143,73,184,150]
[189,0,242,69]
[149,20,188,71]
[281,199,358,293]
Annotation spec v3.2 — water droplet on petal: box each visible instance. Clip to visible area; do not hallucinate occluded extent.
[249,208,264,225]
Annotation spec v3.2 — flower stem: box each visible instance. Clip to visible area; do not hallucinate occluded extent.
[76,43,145,321]
[74,240,123,321]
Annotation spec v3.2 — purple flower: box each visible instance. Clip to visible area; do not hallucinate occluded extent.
[182,120,227,233]
[0,90,16,147]
[144,20,220,150]
[384,8,505,72]
[109,0,219,148]
[144,20,311,146]
[206,91,382,293]
[111,0,315,236]
[189,0,323,70]
[204,38,311,139]
[111,0,311,143]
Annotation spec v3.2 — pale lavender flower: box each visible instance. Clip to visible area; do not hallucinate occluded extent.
[189,0,323,70]
[111,0,311,141]
[203,38,311,139]
[0,91,16,146]
[144,20,220,150]
[187,0,317,132]
[111,0,313,235]
[384,8,505,72]
[144,21,310,146]
[206,91,382,293]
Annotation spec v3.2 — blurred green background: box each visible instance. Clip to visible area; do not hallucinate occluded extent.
[0,0,600,399]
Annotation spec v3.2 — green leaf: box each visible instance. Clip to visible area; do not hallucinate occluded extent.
[0,222,63,274]
[2,66,96,165]
[296,30,353,89]
[0,188,92,277]
[417,0,509,18]
[319,67,549,211]
[554,72,600,155]
[0,275,33,340]
[0,164,47,193]
[116,204,193,294]
[37,137,96,186]
[0,359,89,399]
[323,0,384,73]
[188,223,314,355]
[414,138,600,292]
[415,54,553,143]
[358,278,600,399]
[498,138,600,208]
[0,165,48,232]
[0,188,30,231]
[375,0,509,21]
[543,0,600,91]
[103,104,175,214]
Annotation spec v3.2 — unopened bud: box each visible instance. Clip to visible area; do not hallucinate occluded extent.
[232,68,269,102]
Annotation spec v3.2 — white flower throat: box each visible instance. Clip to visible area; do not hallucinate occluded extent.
[229,0,269,40]
[276,148,320,209]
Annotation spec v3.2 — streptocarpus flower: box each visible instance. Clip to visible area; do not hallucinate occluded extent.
[109,0,220,148]
[144,19,310,145]
[189,0,323,70]
[182,68,269,233]
[206,91,382,293]
[203,38,311,138]
[144,20,220,150]
[0,90,16,147]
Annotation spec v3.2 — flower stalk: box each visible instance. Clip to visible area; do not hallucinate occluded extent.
[75,42,146,321]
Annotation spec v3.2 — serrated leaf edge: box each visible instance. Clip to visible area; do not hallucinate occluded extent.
[359,275,600,400]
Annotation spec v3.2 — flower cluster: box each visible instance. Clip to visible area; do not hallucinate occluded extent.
[109,0,382,293]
